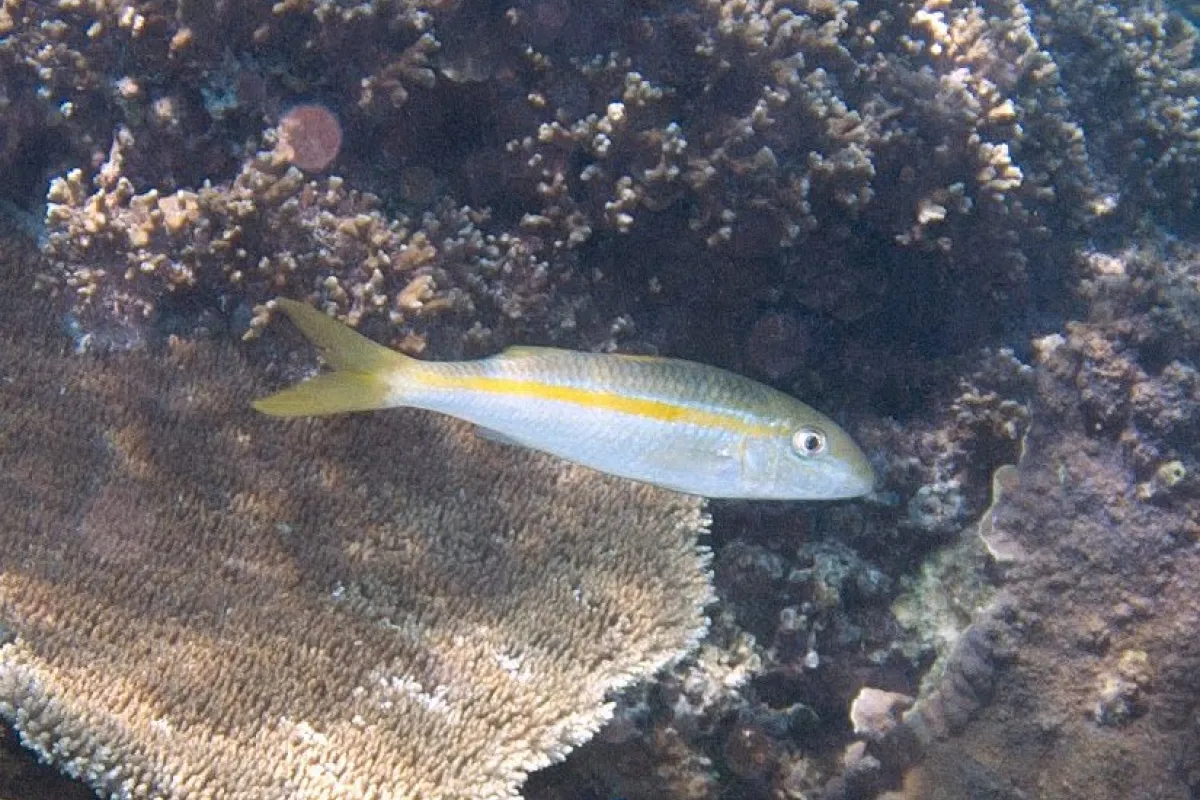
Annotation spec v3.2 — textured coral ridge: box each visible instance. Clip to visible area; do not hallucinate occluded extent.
[887,243,1200,799]
[0,233,713,799]
[902,430,1200,798]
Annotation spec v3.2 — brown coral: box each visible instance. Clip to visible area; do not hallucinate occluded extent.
[874,238,1200,799]
[11,0,1195,397]
[0,231,713,799]
[497,0,1098,352]
[40,135,595,357]
[1034,0,1200,227]
[896,410,1200,798]
[0,0,1148,372]
[0,0,446,194]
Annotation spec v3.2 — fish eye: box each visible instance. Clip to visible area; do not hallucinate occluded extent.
[791,427,827,458]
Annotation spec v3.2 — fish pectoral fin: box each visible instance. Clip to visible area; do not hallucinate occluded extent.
[473,425,530,449]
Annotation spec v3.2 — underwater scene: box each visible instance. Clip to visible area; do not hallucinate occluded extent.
[1,0,1199,798]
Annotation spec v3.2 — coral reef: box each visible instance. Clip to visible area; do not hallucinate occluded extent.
[7,0,1189,371]
[855,238,1200,799]
[898,412,1200,797]
[0,230,713,799]
[509,0,1087,334]
[520,240,1200,800]
[39,135,597,356]
[0,0,444,195]
[3,0,1200,796]
[1036,0,1200,228]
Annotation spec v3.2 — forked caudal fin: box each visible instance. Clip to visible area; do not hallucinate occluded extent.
[252,298,413,417]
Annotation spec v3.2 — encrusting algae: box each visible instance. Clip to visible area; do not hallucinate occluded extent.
[255,298,875,500]
[0,235,714,799]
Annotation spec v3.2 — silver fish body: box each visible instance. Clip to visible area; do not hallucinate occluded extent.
[254,300,875,500]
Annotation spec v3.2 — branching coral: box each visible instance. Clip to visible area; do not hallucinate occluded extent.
[499,0,1098,346]
[1034,0,1200,227]
[40,131,595,356]
[0,0,447,195]
[10,0,1193,371]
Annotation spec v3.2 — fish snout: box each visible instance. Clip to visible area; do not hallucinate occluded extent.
[837,442,876,498]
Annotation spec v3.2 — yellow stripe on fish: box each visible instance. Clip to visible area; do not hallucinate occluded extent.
[254,298,874,500]
[414,373,780,437]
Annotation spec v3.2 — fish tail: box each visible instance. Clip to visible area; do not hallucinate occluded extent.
[252,298,414,418]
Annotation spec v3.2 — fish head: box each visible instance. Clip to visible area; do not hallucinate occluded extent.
[748,406,875,500]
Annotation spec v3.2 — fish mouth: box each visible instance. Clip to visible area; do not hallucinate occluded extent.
[815,472,874,499]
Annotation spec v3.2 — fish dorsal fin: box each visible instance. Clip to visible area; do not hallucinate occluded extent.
[496,345,558,360]
[496,345,666,364]
[613,352,669,364]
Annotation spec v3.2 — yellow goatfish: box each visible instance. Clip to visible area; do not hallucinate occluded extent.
[254,299,875,500]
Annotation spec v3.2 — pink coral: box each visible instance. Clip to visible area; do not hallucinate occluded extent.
[277,104,344,172]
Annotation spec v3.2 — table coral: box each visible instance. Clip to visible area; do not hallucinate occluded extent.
[0,231,713,800]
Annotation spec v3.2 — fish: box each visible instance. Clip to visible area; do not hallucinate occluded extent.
[253,299,875,500]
